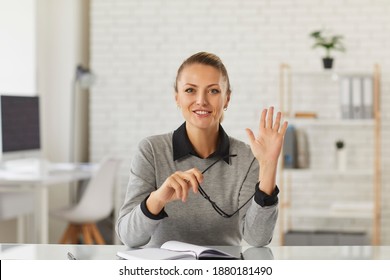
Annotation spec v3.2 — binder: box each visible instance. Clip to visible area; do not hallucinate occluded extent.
[340,77,352,119]
[296,128,309,168]
[362,77,373,119]
[351,77,363,119]
[283,125,297,169]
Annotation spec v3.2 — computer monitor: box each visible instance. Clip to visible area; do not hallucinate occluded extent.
[0,95,41,161]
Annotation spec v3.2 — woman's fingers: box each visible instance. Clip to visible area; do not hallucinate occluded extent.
[170,169,204,202]
[257,107,286,135]
[273,111,281,131]
[266,106,274,129]
[183,168,203,194]
[245,128,256,146]
[259,108,267,129]
[170,174,186,201]
[280,120,289,136]
[261,107,283,131]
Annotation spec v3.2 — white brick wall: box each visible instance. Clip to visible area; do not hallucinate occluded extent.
[90,0,390,245]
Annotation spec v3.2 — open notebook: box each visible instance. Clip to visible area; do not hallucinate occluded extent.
[117,241,238,260]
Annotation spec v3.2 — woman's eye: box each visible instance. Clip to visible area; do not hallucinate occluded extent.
[210,88,220,94]
[185,88,194,93]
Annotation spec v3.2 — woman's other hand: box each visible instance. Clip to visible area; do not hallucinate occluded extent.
[147,168,203,215]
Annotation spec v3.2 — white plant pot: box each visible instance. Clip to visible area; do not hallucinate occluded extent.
[336,148,347,172]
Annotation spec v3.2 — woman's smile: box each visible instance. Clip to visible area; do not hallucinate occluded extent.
[192,109,212,117]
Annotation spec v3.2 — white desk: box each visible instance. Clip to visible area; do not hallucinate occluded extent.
[0,162,97,244]
[1,243,390,260]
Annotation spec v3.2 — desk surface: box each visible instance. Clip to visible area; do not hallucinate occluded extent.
[1,244,390,260]
[0,162,97,244]
[0,162,96,185]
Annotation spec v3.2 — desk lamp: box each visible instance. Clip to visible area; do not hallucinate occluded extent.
[70,64,96,163]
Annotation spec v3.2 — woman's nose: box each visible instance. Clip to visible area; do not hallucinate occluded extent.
[196,93,208,106]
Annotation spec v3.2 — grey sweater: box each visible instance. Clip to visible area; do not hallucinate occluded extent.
[116,130,278,248]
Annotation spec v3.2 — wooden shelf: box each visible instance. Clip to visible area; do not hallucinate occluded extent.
[279,63,381,246]
[287,202,373,219]
[282,169,374,176]
[285,118,375,126]
[289,70,373,78]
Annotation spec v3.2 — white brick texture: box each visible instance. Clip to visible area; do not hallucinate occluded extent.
[90,0,390,245]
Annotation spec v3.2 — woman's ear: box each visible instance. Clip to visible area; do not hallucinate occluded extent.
[224,93,231,109]
[174,92,179,105]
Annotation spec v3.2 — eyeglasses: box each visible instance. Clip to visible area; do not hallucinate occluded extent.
[198,154,255,218]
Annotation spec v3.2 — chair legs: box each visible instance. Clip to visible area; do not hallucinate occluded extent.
[59,223,106,245]
[59,224,78,244]
[89,223,106,244]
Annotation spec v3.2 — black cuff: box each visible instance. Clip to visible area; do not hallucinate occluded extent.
[140,194,168,220]
[254,182,279,207]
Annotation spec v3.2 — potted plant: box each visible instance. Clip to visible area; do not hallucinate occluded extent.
[335,140,346,171]
[309,30,345,69]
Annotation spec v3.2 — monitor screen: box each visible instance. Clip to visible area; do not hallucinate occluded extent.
[0,95,40,152]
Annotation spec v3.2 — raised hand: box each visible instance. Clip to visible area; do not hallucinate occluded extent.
[245,107,288,164]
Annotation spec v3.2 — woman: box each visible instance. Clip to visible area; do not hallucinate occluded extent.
[116,52,288,248]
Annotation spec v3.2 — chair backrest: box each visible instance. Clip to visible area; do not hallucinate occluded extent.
[73,157,122,221]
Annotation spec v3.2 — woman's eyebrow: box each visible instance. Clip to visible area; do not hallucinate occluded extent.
[184,83,197,87]
[183,83,220,87]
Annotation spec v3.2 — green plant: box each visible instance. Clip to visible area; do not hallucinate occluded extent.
[310,30,346,58]
[336,140,345,149]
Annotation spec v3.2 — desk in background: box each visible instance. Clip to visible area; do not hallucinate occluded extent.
[0,161,97,244]
[1,244,390,260]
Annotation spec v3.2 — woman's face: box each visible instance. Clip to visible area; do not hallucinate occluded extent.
[175,63,230,131]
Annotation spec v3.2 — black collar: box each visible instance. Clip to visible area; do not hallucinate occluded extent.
[172,122,231,164]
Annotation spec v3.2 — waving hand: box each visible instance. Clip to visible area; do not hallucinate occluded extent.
[246,107,288,164]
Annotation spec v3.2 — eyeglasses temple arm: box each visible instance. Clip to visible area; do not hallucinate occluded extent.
[201,154,237,174]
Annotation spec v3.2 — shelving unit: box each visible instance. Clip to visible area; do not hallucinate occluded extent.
[278,64,381,245]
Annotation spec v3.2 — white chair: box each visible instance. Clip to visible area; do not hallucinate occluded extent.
[51,157,121,244]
